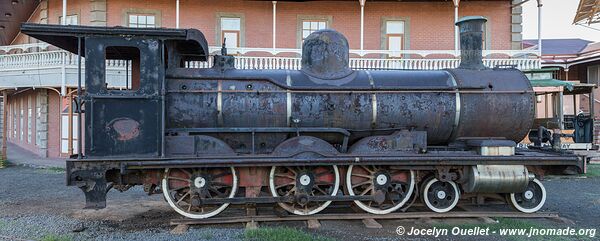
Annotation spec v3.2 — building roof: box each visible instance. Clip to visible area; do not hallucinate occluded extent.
[573,0,600,25]
[580,42,600,54]
[527,38,600,67]
[0,0,39,45]
[523,39,593,56]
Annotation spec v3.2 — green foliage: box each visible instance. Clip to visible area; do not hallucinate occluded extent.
[585,164,600,178]
[39,234,72,241]
[244,227,335,241]
[34,167,66,174]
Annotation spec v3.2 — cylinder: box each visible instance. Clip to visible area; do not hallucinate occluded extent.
[463,165,532,193]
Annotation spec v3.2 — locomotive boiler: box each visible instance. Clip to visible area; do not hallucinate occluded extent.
[21,16,583,219]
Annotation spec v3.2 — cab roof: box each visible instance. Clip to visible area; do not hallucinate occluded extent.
[20,23,209,61]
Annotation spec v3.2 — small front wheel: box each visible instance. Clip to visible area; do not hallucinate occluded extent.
[509,179,546,213]
[422,177,460,213]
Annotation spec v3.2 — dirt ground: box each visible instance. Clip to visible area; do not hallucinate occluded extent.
[0,164,599,241]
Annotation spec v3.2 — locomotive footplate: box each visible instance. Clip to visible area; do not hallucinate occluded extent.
[125,154,581,169]
[65,151,583,172]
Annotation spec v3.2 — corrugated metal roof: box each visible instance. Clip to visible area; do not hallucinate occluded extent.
[580,42,600,54]
[523,39,593,55]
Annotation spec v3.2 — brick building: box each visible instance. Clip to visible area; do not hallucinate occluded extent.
[523,38,600,125]
[0,0,540,158]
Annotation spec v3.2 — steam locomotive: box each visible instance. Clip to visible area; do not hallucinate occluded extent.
[21,16,583,219]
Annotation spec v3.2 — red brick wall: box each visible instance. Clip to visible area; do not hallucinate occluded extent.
[178,0,510,50]
[11,2,43,45]
[175,0,272,47]
[47,0,92,25]
[183,0,509,50]
[107,0,178,27]
[14,0,513,51]
[461,1,511,50]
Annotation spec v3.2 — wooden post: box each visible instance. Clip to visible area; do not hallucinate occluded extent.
[68,91,73,155]
[544,94,549,118]
[590,91,596,144]
[558,91,564,130]
[573,94,577,115]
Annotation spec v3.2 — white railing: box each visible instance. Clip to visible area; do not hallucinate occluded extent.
[207,46,541,58]
[187,55,540,70]
[0,49,541,72]
[0,42,541,58]
[0,51,67,70]
[0,42,52,53]
[0,51,132,71]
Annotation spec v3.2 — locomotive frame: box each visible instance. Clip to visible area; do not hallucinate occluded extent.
[21,17,586,219]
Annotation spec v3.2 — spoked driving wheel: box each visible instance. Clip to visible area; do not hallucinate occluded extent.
[269,165,340,215]
[509,179,546,213]
[162,167,238,219]
[346,165,415,214]
[422,177,460,213]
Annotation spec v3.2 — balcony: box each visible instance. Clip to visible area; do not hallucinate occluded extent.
[0,42,541,89]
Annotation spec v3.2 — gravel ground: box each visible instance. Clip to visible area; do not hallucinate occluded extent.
[0,166,243,241]
[0,165,598,241]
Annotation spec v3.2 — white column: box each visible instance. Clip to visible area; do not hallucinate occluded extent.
[62,0,67,25]
[61,0,67,96]
[176,0,180,28]
[537,0,543,54]
[359,0,366,52]
[272,1,277,49]
[61,52,66,96]
[454,0,460,52]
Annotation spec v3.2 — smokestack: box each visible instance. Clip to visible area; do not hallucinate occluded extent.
[455,16,487,70]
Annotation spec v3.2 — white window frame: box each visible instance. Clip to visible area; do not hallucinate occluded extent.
[301,20,327,41]
[60,114,78,155]
[385,20,405,57]
[59,14,78,25]
[128,14,157,28]
[220,17,241,48]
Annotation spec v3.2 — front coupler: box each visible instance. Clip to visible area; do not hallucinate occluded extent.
[68,167,108,209]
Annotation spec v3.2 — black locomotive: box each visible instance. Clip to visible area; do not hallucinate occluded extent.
[21,16,583,219]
